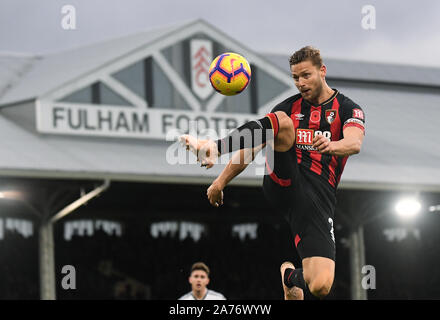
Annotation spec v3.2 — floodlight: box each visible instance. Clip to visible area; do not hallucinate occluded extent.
[395,198,421,219]
[0,191,21,199]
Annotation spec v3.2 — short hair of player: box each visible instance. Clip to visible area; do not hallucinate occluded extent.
[289,46,323,68]
[191,262,210,277]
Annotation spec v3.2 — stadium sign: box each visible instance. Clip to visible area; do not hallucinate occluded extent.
[36,101,252,140]
[34,21,293,141]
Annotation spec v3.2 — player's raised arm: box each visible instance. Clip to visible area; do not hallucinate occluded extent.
[206,143,265,207]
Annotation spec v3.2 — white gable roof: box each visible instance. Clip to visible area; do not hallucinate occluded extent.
[0,20,193,105]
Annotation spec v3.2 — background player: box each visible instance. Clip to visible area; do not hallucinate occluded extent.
[178,262,226,300]
[181,46,365,299]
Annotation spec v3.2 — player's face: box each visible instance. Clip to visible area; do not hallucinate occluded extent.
[189,270,209,292]
[291,60,326,104]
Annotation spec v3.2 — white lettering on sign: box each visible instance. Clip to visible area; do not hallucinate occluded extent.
[36,101,251,140]
[0,218,33,239]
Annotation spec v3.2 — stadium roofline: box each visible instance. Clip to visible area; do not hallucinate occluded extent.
[264,52,440,89]
[2,19,440,106]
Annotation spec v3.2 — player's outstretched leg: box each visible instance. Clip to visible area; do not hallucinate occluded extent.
[302,256,335,299]
[280,261,304,300]
[180,111,295,168]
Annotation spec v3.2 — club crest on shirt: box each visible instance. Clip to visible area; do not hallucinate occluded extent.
[325,109,337,124]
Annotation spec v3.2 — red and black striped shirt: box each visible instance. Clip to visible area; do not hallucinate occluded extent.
[271,89,365,189]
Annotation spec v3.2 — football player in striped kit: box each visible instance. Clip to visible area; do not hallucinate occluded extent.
[180,46,365,300]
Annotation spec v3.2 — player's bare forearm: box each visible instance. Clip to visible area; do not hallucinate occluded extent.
[207,144,264,207]
[328,137,362,156]
[213,144,264,189]
[313,127,364,157]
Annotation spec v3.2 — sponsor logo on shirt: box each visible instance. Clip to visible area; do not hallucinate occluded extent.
[352,108,364,120]
[296,129,332,151]
[296,128,314,145]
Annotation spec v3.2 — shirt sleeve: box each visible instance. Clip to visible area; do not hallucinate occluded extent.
[340,102,366,136]
[178,292,193,300]
[270,103,285,113]
[269,95,300,114]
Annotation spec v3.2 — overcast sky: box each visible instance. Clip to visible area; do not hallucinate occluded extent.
[1,0,439,68]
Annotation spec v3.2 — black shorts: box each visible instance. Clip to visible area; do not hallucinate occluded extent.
[262,146,337,261]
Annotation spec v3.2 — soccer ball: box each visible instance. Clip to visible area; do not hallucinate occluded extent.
[208,52,251,96]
